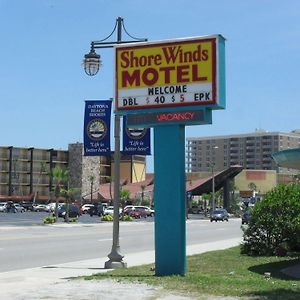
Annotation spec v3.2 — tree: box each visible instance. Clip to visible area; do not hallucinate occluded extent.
[201,193,211,216]
[88,175,95,204]
[248,182,257,192]
[120,189,130,220]
[241,183,300,256]
[33,162,47,205]
[229,182,240,216]
[140,184,146,205]
[49,166,69,220]
[60,186,79,223]
[107,176,113,205]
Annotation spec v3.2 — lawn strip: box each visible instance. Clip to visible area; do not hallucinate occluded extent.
[83,246,300,299]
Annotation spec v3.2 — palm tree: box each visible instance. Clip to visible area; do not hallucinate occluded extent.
[202,193,211,216]
[140,184,146,205]
[60,186,79,223]
[33,162,47,205]
[49,166,69,220]
[107,176,113,205]
[88,175,95,204]
[120,189,130,220]
[248,182,257,194]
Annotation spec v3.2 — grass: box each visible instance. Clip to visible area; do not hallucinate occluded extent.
[84,246,300,300]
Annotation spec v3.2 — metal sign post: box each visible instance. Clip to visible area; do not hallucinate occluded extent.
[115,34,226,276]
[154,124,186,275]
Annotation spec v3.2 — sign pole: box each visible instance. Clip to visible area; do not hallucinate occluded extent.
[154,124,186,276]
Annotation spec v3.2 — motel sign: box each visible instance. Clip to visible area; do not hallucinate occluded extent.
[114,35,226,276]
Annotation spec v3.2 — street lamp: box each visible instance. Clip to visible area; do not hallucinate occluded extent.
[83,17,147,269]
[211,146,219,211]
[83,48,101,76]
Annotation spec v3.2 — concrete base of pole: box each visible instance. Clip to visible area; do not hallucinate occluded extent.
[104,246,127,269]
[104,260,127,269]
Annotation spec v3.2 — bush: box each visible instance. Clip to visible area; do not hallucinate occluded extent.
[123,215,133,221]
[66,217,78,223]
[101,215,113,221]
[43,216,56,224]
[241,183,300,256]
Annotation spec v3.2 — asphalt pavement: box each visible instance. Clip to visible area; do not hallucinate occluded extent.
[0,220,242,300]
[0,217,299,299]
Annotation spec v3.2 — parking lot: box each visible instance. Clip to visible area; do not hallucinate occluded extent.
[0,210,158,226]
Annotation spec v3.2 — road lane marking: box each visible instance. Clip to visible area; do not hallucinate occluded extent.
[97,238,123,242]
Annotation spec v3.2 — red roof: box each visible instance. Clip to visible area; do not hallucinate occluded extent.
[92,166,243,201]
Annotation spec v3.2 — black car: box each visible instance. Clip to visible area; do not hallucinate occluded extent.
[20,201,34,211]
[56,204,80,219]
[210,208,229,222]
[242,211,251,225]
[88,203,104,217]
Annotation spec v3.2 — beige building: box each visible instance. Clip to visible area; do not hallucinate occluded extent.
[0,146,68,201]
[234,169,277,195]
[0,143,146,202]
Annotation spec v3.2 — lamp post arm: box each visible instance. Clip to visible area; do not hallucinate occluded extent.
[92,40,147,48]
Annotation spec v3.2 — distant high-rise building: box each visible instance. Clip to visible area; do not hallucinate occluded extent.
[186,130,300,174]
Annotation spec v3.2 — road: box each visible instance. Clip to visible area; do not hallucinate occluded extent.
[0,212,243,273]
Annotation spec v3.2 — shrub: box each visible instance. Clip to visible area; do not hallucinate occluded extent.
[101,215,113,221]
[123,215,133,221]
[241,183,300,256]
[66,217,78,223]
[43,216,56,224]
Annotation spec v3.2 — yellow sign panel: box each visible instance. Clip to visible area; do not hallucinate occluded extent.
[115,36,219,111]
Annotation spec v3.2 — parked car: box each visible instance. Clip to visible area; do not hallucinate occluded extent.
[14,203,26,213]
[33,204,50,212]
[47,202,62,212]
[188,206,203,214]
[103,206,121,216]
[20,201,34,211]
[88,203,104,217]
[80,204,94,214]
[241,211,251,225]
[56,204,80,219]
[124,205,154,217]
[0,202,7,212]
[210,208,229,222]
[6,201,17,213]
[128,207,148,219]
[123,205,135,214]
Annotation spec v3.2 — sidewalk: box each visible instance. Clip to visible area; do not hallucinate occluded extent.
[0,238,242,300]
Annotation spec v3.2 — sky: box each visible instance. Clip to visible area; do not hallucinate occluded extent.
[0,0,299,172]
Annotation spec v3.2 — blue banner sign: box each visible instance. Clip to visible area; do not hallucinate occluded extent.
[123,116,151,155]
[84,100,112,156]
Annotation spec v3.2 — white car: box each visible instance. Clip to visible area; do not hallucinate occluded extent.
[0,202,7,212]
[33,204,50,212]
[46,202,60,212]
[103,206,122,216]
[14,203,26,213]
[80,204,94,214]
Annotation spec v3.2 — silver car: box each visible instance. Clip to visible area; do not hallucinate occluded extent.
[14,203,26,213]
[210,208,229,222]
[0,202,7,212]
